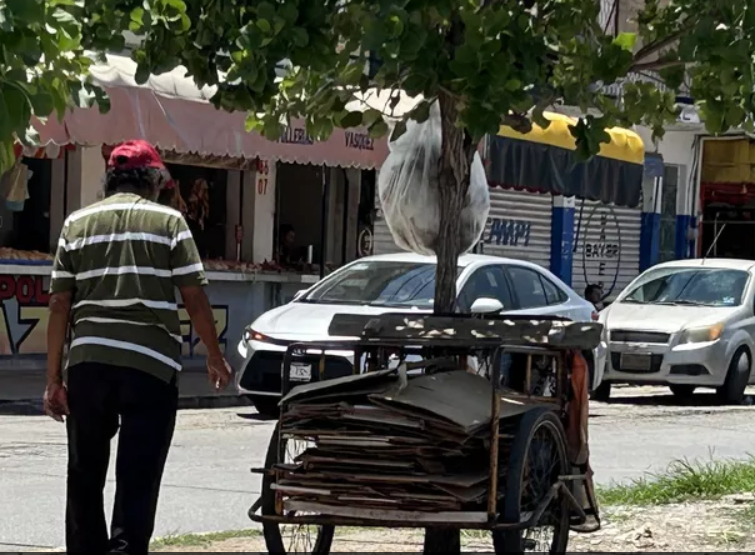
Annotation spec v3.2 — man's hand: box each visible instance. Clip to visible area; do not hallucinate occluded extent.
[43,381,69,423]
[207,354,232,391]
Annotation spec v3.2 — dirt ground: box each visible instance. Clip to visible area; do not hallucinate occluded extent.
[154,497,755,552]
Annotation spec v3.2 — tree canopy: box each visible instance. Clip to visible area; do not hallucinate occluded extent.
[4,1,755,166]
[129,0,755,154]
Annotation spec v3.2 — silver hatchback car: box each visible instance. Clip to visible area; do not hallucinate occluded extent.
[597,258,755,404]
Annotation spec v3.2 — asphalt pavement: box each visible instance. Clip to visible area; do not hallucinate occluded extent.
[2,387,755,550]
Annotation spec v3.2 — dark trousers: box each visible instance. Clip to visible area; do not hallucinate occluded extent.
[65,362,178,554]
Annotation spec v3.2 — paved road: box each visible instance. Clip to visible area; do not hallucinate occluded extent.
[2,387,755,550]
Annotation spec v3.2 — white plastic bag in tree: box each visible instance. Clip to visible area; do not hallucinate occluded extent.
[378,101,490,256]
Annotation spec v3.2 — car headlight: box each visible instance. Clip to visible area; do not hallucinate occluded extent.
[244,328,271,343]
[678,323,725,344]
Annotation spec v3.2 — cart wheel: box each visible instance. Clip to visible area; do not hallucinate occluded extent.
[493,408,570,554]
[261,423,335,554]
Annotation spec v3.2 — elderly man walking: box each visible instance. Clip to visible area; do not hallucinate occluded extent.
[43,140,232,554]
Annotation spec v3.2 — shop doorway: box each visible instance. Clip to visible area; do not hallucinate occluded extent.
[700,193,755,258]
[356,169,376,258]
[699,138,755,259]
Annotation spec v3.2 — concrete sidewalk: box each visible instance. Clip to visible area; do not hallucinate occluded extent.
[0,366,249,413]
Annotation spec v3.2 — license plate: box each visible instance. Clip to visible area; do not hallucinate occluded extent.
[620,353,652,371]
[289,363,312,382]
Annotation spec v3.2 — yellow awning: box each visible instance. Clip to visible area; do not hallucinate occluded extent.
[497,111,645,165]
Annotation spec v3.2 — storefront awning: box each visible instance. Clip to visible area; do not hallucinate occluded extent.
[36,55,390,169]
[486,112,645,208]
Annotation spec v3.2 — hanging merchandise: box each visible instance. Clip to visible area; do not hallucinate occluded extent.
[571,200,641,301]
[2,162,31,212]
[377,101,490,256]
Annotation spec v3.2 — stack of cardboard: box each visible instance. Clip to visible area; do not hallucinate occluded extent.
[274,366,540,519]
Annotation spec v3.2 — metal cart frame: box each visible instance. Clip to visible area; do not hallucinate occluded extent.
[248,313,603,551]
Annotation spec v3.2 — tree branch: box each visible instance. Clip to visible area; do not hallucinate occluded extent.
[632,19,693,64]
[630,59,687,72]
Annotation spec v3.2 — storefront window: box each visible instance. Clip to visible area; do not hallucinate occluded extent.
[163,163,227,260]
[0,157,53,260]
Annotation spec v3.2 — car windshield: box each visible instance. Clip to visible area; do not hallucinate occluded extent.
[620,267,749,307]
[301,261,459,307]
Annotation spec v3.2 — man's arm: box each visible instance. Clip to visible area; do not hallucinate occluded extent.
[47,227,76,385]
[47,291,72,385]
[170,214,230,389]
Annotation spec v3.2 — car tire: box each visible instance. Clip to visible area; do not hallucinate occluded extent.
[248,396,281,419]
[717,348,751,405]
[590,381,612,402]
[669,384,696,400]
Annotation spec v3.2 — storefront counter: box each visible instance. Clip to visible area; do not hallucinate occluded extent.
[0,263,321,370]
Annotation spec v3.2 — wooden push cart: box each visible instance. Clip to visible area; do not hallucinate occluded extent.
[249,313,603,554]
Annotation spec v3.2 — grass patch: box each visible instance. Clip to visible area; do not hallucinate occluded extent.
[598,456,755,506]
[150,529,260,549]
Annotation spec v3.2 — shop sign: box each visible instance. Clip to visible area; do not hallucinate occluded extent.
[485,218,532,247]
[345,131,375,151]
[278,126,314,145]
[575,205,622,296]
[0,273,230,358]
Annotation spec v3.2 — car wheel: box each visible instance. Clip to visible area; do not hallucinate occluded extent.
[717,348,751,405]
[669,384,696,400]
[248,396,280,419]
[590,381,612,402]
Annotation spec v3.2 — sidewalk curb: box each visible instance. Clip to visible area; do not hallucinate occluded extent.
[0,394,251,416]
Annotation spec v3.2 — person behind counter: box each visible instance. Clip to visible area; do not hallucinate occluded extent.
[277,223,303,267]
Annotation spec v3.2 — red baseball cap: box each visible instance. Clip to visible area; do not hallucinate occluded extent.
[107,140,166,170]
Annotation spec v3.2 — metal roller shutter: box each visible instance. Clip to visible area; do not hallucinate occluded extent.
[571,199,641,300]
[479,188,553,269]
[372,212,403,255]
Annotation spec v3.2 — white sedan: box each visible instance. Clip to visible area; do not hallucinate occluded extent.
[597,258,755,404]
[234,252,605,417]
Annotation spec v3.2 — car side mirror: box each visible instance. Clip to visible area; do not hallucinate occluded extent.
[470,297,504,314]
[292,289,306,301]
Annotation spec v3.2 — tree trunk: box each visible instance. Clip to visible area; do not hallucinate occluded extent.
[423,92,477,555]
[432,92,476,315]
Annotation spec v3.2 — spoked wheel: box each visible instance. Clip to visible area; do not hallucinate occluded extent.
[493,408,570,554]
[261,422,335,554]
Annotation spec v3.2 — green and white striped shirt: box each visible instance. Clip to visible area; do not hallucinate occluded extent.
[50,192,208,382]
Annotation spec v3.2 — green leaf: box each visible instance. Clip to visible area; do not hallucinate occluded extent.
[2,84,31,135]
[5,0,44,23]
[135,64,152,85]
[368,119,389,138]
[0,142,16,175]
[291,27,309,47]
[613,32,637,51]
[409,100,431,123]
[0,89,14,140]
[245,113,264,133]
[29,89,54,117]
[340,111,363,128]
[256,19,272,34]
[390,119,407,141]
[362,108,383,127]
[257,2,276,22]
